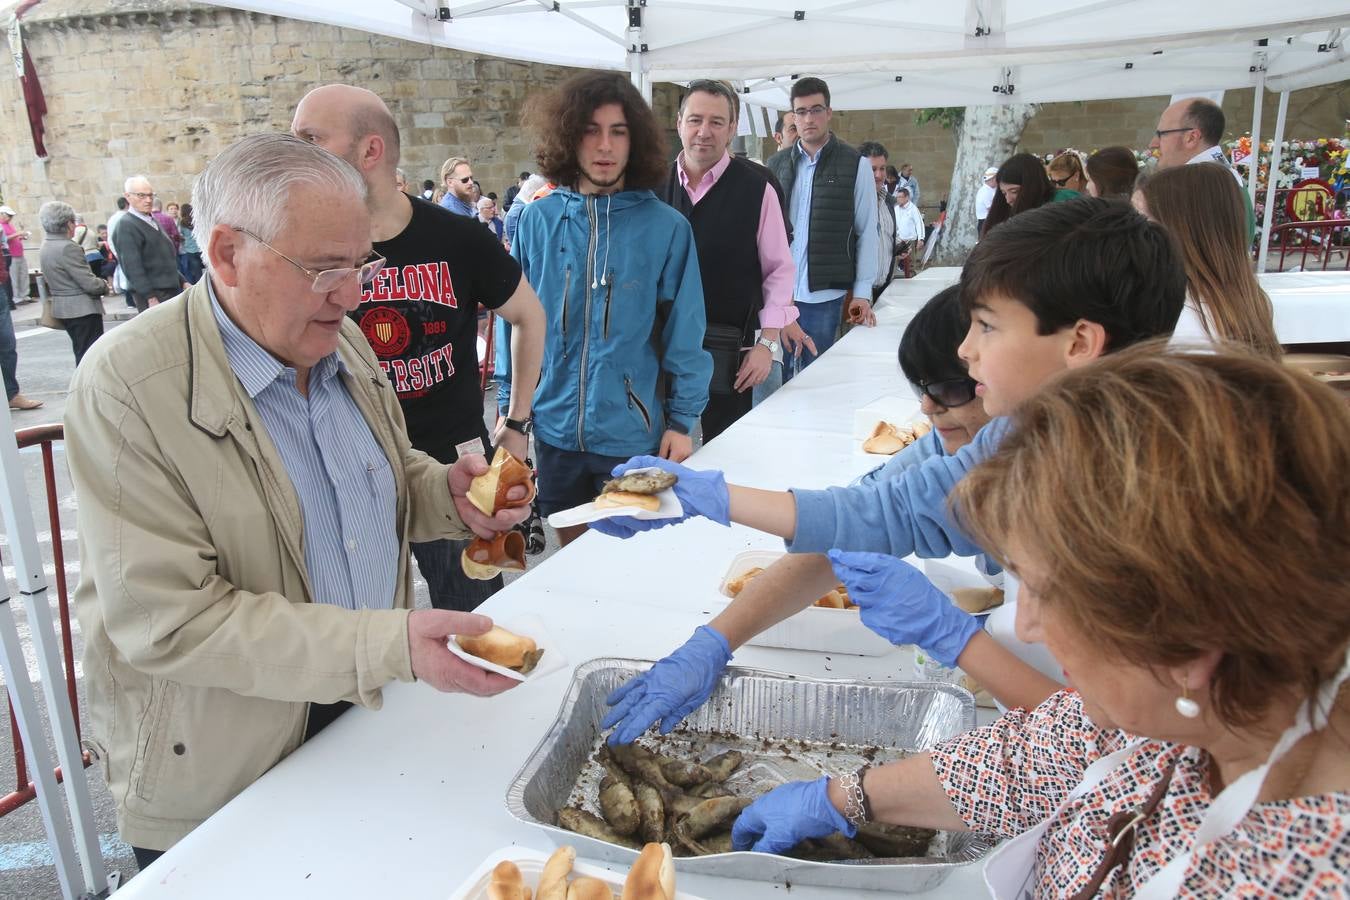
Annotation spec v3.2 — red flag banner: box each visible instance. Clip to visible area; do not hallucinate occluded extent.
[7,18,48,160]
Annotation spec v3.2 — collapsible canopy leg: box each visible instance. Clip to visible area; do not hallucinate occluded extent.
[1257,90,1289,273]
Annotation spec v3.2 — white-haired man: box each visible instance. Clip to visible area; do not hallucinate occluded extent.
[112,175,185,312]
[292,83,544,613]
[65,133,530,869]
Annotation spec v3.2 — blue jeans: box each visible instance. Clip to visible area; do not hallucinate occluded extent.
[411,538,501,612]
[782,295,844,384]
[0,283,17,400]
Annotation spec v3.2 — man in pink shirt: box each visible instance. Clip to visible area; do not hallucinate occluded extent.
[0,205,31,304]
[660,79,804,441]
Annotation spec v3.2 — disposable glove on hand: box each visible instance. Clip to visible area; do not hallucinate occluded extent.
[828,549,982,668]
[731,776,855,853]
[588,456,730,539]
[602,625,732,745]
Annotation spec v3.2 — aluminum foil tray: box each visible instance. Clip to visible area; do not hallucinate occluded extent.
[505,658,995,894]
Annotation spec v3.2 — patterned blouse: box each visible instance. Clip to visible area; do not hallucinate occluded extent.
[929,690,1350,898]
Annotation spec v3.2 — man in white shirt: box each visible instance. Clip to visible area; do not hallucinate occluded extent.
[1149,97,1254,240]
[893,187,924,277]
[975,166,998,234]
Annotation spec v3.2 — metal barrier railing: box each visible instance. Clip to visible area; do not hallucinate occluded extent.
[1259,218,1350,272]
[1,423,90,818]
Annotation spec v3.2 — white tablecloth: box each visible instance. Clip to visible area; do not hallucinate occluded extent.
[112,305,994,899]
[1258,271,1350,345]
[881,267,1350,347]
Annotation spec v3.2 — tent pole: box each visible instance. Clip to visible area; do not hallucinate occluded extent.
[1257,89,1289,274]
[1247,73,1264,207]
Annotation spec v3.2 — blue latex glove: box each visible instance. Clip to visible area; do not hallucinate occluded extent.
[828,549,982,668]
[588,456,730,539]
[731,776,855,853]
[602,625,732,745]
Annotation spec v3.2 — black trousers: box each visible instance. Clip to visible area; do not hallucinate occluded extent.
[64,314,104,365]
[700,388,753,444]
[131,700,352,873]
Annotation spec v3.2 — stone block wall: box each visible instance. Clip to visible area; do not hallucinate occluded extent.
[1,0,1345,236]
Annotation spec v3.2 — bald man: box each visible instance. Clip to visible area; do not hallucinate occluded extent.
[292,84,545,613]
[1149,96,1254,240]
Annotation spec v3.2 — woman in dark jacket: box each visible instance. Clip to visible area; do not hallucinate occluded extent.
[38,201,107,364]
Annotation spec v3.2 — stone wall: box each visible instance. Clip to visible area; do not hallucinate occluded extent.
[0,0,576,229]
[1,0,1346,236]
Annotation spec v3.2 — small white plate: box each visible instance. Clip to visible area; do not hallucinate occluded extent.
[446,614,567,684]
[545,467,684,529]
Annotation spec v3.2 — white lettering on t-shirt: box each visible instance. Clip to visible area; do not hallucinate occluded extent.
[378,345,456,394]
[361,261,459,308]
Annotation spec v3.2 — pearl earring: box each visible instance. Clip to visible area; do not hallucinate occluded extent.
[1175,686,1200,719]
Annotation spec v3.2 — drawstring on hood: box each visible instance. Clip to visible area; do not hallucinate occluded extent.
[592,193,613,289]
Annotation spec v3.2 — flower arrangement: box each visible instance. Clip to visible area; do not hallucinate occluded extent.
[1224,136,1349,193]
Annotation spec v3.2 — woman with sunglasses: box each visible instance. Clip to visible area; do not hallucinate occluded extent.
[1045,150,1087,200]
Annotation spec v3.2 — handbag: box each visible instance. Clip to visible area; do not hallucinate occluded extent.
[39,296,65,331]
[703,302,758,397]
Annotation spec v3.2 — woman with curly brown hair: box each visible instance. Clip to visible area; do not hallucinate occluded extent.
[509,71,711,547]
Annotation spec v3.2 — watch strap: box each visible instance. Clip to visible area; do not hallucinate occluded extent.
[502,416,533,435]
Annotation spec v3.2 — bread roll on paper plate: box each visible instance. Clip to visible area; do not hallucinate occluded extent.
[621,842,675,900]
[456,625,544,675]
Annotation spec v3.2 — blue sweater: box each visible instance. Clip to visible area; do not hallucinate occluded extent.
[789,417,1011,558]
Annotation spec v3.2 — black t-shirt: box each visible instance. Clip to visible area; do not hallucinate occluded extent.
[353,196,521,463]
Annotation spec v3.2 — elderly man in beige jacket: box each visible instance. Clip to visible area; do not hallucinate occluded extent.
[65,133,530,870]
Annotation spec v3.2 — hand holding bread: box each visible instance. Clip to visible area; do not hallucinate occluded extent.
[460,448,536,576]
[450,451,534,539]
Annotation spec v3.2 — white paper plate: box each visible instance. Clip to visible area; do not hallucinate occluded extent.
[545,467,684,529]
[446,614,567,684]
[448,846,709,900]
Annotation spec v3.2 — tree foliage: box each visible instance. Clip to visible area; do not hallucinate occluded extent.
[915,107,965,130]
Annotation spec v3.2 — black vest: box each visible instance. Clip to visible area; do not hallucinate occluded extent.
[662,156,774,343]
[767,134,861,292]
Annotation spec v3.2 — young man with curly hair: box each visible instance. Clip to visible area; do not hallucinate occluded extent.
[511,70,711,546]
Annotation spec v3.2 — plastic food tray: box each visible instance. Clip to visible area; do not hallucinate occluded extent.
[448,846,708,899]
[713,550,897,656]
[505,658,993,894]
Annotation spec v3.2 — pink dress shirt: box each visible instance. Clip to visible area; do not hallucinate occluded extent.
[677,152,798,328]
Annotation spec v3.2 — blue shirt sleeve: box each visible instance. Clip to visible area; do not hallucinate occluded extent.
[788,417,1011,558]
[850,155,880,298]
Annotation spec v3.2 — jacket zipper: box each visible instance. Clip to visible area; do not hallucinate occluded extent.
[625,375,651,431]
[577,196,598,452]
[602,276,614,340]
[560,266,571,360]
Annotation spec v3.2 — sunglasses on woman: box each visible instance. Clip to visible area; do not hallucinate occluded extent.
[910,376,978,409]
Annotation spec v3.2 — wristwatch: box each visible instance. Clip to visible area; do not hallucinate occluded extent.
[502,416,533,435]
[756,336,780,354]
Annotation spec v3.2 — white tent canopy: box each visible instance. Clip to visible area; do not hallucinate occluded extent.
[203,0,1349,103]
[740,32,1349,109]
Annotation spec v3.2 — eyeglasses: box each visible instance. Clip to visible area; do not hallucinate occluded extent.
[1050,175,1072,187]
[791,104,829,118]
[910,376,978,409]
[231,227,385,293]
[1153,127,1194,139]
[127,192,155,200]
[454,176,473,185]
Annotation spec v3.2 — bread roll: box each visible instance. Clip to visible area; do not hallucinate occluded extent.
[468,446,536,515]
[457,625,539,670]
[724,567,764,597]
[487,860,530,900]
[862,421,908,455]
[535,845,575,900]
[950,586,1004,614]
[461,531,528,580]
[565,877,614,900]
[622,842,674,900]
[595,491,660,512]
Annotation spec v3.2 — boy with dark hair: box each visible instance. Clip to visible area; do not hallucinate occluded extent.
[511,70,711,547]
[597,197,1188,743]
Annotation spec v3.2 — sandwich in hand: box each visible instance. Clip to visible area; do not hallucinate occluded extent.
[456,624,545,675]
[594,470,678,513]
[461,530,528,580]
[468,446,536,516]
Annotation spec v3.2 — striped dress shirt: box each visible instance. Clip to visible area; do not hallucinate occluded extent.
[210,283,399,610]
